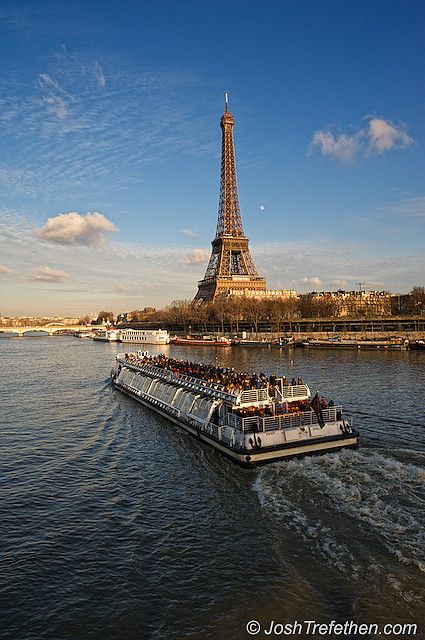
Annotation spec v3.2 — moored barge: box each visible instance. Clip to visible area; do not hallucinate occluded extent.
[111,352,359,467]
[170,336,231,346]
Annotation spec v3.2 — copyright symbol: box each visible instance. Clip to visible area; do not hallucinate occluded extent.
[246,620,261,635]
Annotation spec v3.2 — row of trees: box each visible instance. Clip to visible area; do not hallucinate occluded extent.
[78,287,425,332]
[121,296,379,334]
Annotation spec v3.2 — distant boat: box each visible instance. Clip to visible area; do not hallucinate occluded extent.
[410,340,425,351]
[232,337,295,347]
[93,328,121,342]
[306,337,409,350]
[232,339,272,347]
[170,336,231,346]
[120,329,170,345]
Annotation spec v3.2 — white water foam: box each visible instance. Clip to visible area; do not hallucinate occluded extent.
[253,449,425,582]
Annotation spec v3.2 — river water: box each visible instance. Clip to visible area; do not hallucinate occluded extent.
[1,337,424,640]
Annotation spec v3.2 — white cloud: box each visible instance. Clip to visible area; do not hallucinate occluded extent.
[37,73,60,90]
[180,248,209,265]
[114,283,128,294]
[377,196,425,220]
[330,279,348,289]
[181,228,196,237]
[0,264,12,275]
[44,94,68,119]
[368,118,412,153]
[300,276,322,288]
[29,266,68,282]
[93,62,106,88]
[311,116,413,162]
[310,131,360,162]
[36,211,118,247]
[37,73,70,119]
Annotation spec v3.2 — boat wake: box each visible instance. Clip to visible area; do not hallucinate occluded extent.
[253,449,425,589]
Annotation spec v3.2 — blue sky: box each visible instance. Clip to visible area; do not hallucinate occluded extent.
[0,0,424,315]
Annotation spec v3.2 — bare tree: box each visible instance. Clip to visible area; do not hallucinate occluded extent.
[97,311,114,323]
[409,286,425,315]
[242,298,264,337]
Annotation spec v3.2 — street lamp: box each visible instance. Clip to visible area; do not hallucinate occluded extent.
[355,282,366,294]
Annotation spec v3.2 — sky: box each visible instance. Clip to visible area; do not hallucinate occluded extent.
[0,0,424,316]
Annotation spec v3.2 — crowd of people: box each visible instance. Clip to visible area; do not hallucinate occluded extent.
[123,352,304,395]
[121,352,337,423]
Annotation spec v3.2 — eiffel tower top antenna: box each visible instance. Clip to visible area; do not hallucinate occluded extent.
[225,91,228,111]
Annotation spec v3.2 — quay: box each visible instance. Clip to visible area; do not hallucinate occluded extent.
[120,315,425,343]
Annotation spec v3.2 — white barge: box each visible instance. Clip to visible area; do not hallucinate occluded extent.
[111,352,359,467]
[119,329,170,345]
[93,328,121,342]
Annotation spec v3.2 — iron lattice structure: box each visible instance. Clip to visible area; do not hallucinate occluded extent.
[195,97,266,301]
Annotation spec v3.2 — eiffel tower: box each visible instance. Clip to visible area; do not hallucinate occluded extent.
[195,95,266,301]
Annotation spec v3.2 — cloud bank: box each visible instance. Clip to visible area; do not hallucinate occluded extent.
[36,211,118,247]
[29,266,68,282]
[299,276,322,288]
[310,116,413,162]
[330,278,348,289]
[180,248,209,265]
[0,264,12,275]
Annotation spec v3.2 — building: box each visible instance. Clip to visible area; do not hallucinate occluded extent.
[219,288,297,301]
[312,290,391,317]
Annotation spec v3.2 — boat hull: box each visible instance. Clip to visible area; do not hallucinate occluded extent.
[113,381,359,467]
[170,338,231,346]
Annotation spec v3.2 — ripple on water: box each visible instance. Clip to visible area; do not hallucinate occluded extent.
[253,447,425,609]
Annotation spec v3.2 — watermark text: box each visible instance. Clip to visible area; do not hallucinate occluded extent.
[245,619,418,637]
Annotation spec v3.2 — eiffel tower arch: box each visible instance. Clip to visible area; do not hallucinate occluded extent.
[194,95,266,302]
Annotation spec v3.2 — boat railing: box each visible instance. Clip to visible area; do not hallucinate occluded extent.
[239,388,269,406]
[281,384,310,399]
[235,406,342,433]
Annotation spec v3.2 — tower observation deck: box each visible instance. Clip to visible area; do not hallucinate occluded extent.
[194,95,266,302]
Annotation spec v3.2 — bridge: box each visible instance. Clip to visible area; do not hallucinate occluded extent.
[0,324,107,336]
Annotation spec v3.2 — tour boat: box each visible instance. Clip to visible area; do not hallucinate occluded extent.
[170,336,231,346]
[119,329,170,345]
[111,351,359,467]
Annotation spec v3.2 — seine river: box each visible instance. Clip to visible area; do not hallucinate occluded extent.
[2,337,424,640]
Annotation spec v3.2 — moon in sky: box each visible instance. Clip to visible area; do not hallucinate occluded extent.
[259,205,265,211]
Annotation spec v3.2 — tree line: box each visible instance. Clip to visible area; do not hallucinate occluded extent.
[87,286,425,331]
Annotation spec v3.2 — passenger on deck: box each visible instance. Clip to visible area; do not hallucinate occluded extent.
[124,353,269,395]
